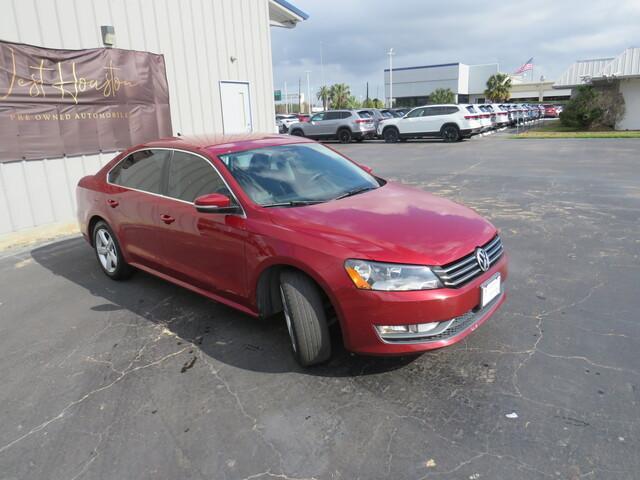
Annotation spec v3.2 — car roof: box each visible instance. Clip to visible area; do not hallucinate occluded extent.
[139,133,313,156]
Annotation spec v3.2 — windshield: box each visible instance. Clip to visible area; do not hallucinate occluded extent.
[218,143,381,206]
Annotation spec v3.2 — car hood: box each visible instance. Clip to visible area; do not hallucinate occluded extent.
[268,182,497,266]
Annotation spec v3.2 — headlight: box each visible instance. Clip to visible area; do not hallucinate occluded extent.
[344,259,442,291]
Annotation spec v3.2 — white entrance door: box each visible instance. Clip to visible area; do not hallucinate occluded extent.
[220,81,252,134]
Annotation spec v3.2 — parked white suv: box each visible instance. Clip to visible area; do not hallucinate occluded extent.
[276,114,299,133]
[378,104,482,142]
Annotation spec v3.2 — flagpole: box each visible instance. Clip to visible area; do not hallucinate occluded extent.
[531,58,534,84]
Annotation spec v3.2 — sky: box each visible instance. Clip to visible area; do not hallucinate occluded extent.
[271,0,640,103]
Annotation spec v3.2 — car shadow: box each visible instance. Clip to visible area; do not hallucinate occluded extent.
[320,139,465,145]
[32,237,418,377]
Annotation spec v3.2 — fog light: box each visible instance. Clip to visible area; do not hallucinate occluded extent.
[375,325,410,335]
[375,321,441,337]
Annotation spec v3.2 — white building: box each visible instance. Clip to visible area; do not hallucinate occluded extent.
[554,49,640,130]
[508,76,571,103]
[0,0,307,235]
[384,62,499,107]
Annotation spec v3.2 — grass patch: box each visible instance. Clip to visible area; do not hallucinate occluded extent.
[512,120,640,138]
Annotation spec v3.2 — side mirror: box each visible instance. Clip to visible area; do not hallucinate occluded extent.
[357,163,374,174]
[194,193,239,214]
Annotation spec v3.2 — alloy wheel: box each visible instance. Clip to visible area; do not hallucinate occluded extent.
[96,228,118,273]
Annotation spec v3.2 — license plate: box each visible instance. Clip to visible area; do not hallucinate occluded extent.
[481,273,501,308]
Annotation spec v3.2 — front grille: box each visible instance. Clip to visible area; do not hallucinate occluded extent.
[432,235,503,288]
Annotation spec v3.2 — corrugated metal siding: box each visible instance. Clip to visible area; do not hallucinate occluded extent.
[1,0,277,234]
[0,153,114,234]
[554,58,615,88]
[600,48,640,77]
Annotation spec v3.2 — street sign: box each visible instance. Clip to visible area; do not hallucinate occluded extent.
[274,90,282,101]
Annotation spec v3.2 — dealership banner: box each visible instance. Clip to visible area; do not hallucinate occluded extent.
[0,40,172,162]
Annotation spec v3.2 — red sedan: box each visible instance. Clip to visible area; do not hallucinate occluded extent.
[77,134,507,366]
[544,105,558,118]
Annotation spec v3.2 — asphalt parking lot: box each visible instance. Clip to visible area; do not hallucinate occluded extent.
[1,136,639,480]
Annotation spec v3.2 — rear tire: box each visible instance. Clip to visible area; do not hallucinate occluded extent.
[383,127,400,143]
[279,270,331,367]
[441,124,461,143]
[93,221,133,280]
[337,128,352,143]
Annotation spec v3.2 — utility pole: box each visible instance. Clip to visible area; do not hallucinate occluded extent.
[388,48,395,108]
[320,42,324,89]
[284,81,288,114]
[298,77,301,113]
[305,70,311,114]
[366,82,369,105]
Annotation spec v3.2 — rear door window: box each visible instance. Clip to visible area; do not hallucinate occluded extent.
[324,112,342,120]
[423,107,441,117]
[166,151,231,203]
[109,149,170,194]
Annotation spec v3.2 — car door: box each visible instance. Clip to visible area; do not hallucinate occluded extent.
[399,107,427,134]
[155,150,248,303]
[106,149,171,272]
[306,112,326,137]
[320,111,343,137]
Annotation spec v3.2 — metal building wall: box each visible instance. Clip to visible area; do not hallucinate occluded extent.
[0,0,276,235]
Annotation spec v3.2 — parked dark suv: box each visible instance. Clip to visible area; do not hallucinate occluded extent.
[288,110,376,143]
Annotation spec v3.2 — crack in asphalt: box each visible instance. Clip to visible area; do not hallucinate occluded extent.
[0,346,189,456]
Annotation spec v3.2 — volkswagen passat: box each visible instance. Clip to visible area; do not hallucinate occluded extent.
[77,134,507,366]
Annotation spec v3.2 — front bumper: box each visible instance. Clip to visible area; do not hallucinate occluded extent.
[334,254,508,355]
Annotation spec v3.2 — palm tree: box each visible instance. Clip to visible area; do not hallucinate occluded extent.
[429,88,455,104]
[316,85,331,111]
[329,83,351,109]
[484,73,512,103]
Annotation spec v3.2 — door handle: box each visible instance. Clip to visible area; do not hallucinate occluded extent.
[160,214,175,224]
[107,199,119,208]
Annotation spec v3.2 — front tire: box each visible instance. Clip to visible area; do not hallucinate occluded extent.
[290,129,304,137]
[279,270,331,367]
[383,127,400,143]
[93,221,133,280]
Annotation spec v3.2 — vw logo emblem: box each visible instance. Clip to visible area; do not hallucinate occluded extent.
[475,248,490,272]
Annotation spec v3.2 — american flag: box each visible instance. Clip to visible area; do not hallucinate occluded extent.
[514,57,534,74]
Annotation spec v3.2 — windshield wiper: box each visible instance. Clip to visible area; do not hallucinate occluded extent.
[262,200,325,208]
[334,185,377,200]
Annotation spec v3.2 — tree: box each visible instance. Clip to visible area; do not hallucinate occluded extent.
[429,88,455,104]
[362,98,384,109]
[484,73,512,102]
[346,95,362,109]
[329,83,351,109]
[559,85,603,129]
[316,86,330,111]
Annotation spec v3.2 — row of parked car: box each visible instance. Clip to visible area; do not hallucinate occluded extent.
[275,103,563,144]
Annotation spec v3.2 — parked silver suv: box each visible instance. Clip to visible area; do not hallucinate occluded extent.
[288,110,376,143]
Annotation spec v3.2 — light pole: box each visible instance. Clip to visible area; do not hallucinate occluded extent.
[320,42,324,90]
[387,48,395,108]
[284,81,288,114]
[305,70,311,114]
